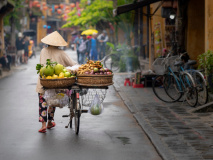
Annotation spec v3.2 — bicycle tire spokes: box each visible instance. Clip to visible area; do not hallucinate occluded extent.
[152,75,182,103]
[182,73,198,107]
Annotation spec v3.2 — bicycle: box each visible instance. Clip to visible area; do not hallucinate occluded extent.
[152,53,198,107]
[175,59,208,105]
[60,85,108,135]
[102,48,120,72]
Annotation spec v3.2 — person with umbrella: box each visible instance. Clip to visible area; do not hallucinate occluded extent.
[89,33,99,61]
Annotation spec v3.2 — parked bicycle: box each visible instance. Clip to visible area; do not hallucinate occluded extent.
[152,52,198,107]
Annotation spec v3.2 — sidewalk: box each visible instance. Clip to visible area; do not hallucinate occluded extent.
[113,73,213,160]
[0,65,27,80]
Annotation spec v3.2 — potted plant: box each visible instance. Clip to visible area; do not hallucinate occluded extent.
[198,50,213,92]
[106,42,140,72]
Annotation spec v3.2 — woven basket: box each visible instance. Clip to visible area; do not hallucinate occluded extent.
[77,74,113,86]
[40,77,76,89]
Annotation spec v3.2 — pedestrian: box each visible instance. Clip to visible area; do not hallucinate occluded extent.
[90,33,99,61]
[97,30,108,59]
[78,34,90,64]
[15,32,25,64]
[36,31,77,133]
[23,36,29,64]
[74,33,82,64]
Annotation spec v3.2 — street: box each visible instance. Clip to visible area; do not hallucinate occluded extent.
[0,49,161,160]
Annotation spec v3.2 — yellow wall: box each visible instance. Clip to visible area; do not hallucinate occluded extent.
[205,0,213,51]
[187,0,205,61]
[37,19,47,44]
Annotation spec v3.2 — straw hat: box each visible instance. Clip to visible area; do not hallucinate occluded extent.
[41,31,67,46]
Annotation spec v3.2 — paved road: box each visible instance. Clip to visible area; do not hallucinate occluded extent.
[0,49,161,160]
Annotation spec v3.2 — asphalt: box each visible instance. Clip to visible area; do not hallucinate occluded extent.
[113,74,213,160]
[0,49,162,160]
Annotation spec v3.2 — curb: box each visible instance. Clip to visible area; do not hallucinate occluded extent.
[113,83,176,160]
[134,113,176,160]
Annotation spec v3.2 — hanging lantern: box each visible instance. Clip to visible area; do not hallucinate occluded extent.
[43,25,47,28]
[57,9,62,14]
[65,10,70,14]
[42,2,46,6]
[34,0,39,4]
[54,5,59,9]
[43,6,48,10]
[70,3,75,8]
[65,6,70,10]
[60,4,64,9]
[36,4,40,8]
[50,8,52,12]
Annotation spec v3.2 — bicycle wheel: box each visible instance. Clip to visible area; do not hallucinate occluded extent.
[164,74,183,101]
[73,92,80,135]
[103,54,120,72]
[192,71,208,105]
[152,75,180,103]
[75,110,80,135]
[182,72,198,107]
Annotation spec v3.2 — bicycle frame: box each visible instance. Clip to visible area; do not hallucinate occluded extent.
[167,66,196,93]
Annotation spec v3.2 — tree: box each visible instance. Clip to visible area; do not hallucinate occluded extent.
[63,0,113,30]
[63,0,134,45]
[4,0,24,46]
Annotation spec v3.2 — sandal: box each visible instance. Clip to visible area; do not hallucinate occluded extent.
[38,127,46,133]
[47,122,56,129]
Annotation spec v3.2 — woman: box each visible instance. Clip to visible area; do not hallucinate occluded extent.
[36,31,77,133]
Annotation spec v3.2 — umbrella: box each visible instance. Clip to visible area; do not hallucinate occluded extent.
[23,30,36,36]
[81,29,98,35]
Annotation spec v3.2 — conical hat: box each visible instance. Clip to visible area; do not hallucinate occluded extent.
[41,31,67,46]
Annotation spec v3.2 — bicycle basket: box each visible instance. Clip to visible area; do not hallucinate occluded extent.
[168,56,179,72]
[152,58,167,75]
[80,89,107,107]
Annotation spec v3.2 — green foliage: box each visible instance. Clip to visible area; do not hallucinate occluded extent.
[198,50,213,75]
[3,0,24,30]
[63,0,135,43]
[63,0,113,29]
[107,42,140,72]
[119,55,140,72]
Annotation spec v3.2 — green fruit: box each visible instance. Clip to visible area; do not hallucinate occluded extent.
[40,67,46,77]
[90,106,101,115]
[54,64,64,75]
[64,72,71,77]
[43,65,54,76]
[94,67,99,72]
[63,69,67,73]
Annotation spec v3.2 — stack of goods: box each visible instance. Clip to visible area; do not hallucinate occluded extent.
[36,59,76,88]
[77,60,112,75]
[76,60,113,86]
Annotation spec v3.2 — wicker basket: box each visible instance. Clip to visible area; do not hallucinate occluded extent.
[77,74,113,86]
[40,77,76,89]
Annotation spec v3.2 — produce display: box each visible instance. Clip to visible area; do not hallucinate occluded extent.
[36,59,76,79]
[77,60,113,75]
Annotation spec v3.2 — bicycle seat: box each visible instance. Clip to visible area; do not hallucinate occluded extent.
[174,61,184,66]
[187,60,197,66]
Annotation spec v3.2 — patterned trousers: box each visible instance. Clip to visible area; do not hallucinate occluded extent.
[38,94,56,122]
